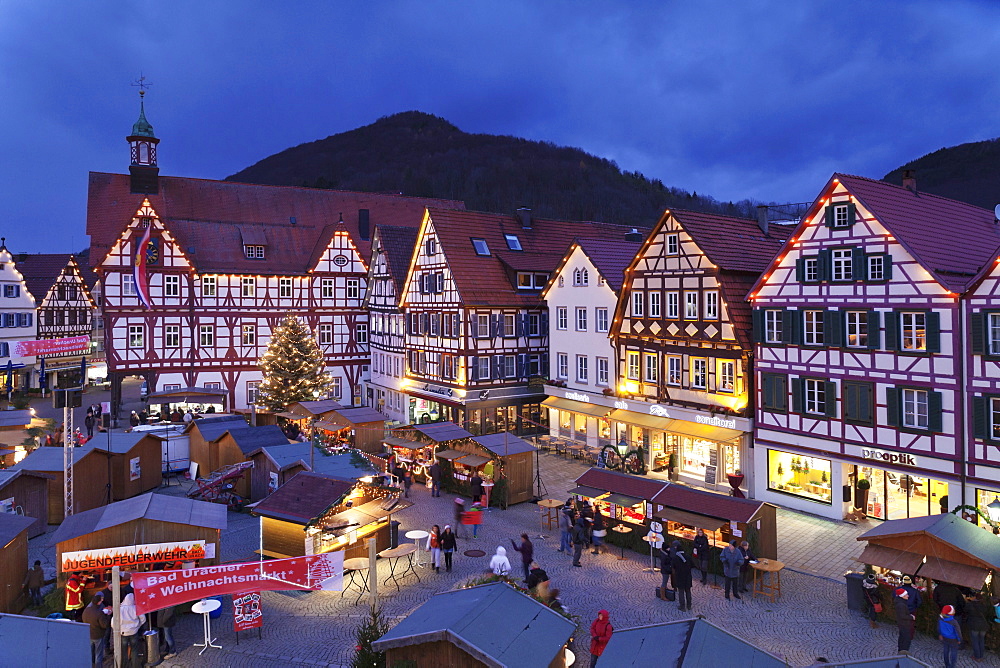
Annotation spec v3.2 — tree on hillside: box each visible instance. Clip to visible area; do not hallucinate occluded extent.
[256,314,333,411]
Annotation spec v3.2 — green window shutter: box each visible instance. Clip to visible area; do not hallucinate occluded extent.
[927,391,943,432]
[782,309,800,345]
[847,202,857,227]
[751,309,763,345]
[824,381,838,417]
[925,312,941,353]
[885,387,900,427]
[795,258,805,282]
[824,309,843,347]
[843,382,857,420]
[884,312,899,351]
[824,206,834,228]
[791,377,804,414]
[882,254,893,280]
[859,383,873,423]
[761,374,774,410]
[852,246,867,280]
[867,310,881,350]
[817,250,831,282]
[776,375,788,412]
[970,312,985,355]
[972,396,988,439]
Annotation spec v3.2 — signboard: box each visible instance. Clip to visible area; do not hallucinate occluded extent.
[233,592,263,632]
[131,552,344,614]
[268,472,279,493]
[704,465,717,485]
[129,457,141,481]
[13,336,89,357]
[696,414,738,430]
[708,448,719,468]
[861,448,917,467]
[61,540,207,573]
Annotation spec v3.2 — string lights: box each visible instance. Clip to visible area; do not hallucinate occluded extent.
[255,313,334,411]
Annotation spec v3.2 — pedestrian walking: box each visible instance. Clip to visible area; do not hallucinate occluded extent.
[468,501,484,538]
[440,525,457,572]
[671,540,694,612]
[82,592,109,668]
[510,534,534,581]
[471,472,484,504]
[402,465,413,498]
[693,528,710,584]
[427,524,442,573]
[719,540,744,600]
[84,413,95,439]
[862,573,882,628]
[119,591,146,668]
[429,461,442,497]
[938,604,962,668]
[571,517,588,567]
[894,588,914,654]
[65,574,85,621]
[547,587,566,614]
[129,411,140,428]
[658,543,674,597]
[590,507,607,555]
[901,575,922,612]
[157,603,178,658]
[453,498,467,539]
[558,503,574,553]
[588,609,613,668]
[24,560,44,607]
[965,591,992,662]
[489,546,511,576]
[737,540,755,593]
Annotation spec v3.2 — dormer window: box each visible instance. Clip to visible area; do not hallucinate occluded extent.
[425,239,437,255]
[244,245,265,259]
[472,238,490,256]
[517,272,548,290]
[504,234,522,251]
[666,234,679,255]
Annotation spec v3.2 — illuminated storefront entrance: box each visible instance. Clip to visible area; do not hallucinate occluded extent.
[856,465,948,520]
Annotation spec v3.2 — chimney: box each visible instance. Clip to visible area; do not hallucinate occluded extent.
[902,169,916,192]
[516,207,532,230]
[757,205,769,236]
[358,209,370,241]
[624,228,643,242]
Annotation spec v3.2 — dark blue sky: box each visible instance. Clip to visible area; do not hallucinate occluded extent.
[2,1,999,253]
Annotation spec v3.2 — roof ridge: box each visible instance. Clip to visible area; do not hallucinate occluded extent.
[835,172,993,212]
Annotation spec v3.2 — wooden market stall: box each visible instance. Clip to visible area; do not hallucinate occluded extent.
[11,446,109,523]
[570,468,667,536]
[0,514,37,613]
[435,432,537,506]
[287,400,344,421]
[184,415,249,478]
[146,386,228,415]
[252,471,410,560]
[323,406,388,454]
[0,470,51,537]
[100,432,164,500]
[0,613,90,667]
[202,425,290,499]
[246,444,379,503]
[383,435,435,483]
[394,422,476,488]
[600,619,787,667]
[0,410,34,431]
[372,582,575,668]
[50,492,227,590]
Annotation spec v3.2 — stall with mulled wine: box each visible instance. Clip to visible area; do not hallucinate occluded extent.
[382,435,435,483]
[252,471,411,560]
[569,468,668,552]
[322,406,388,454]
[393,422,476,492]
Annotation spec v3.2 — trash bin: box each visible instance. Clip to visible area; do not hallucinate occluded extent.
[845,571,865,611]
[209,596,224,619]
[144,629,161,665]
[390,520,400,549]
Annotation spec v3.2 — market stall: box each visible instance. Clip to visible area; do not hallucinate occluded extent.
[322,406,388,454]
[0,514,36,613]
[100,432,164,500]
[287,399,344,422]
[0,470,51,537]
[202,425,290,499]
[184,414,249,478]
[50,492,226,591]
[247,444,379,502]
[383,436,434,482]
[147,386,228,415]
[252,471,410,560]
[570,468,669,539]
[11,446,109,523]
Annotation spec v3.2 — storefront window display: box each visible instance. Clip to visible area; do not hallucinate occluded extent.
[594,498,647,525]
[681,438,713,477]
[598,418,612,445]
[559,410,572,437]
[975,489,1000,525]
[724,444,740,476]
[409,398,443,424]
[857,467,946,520]
[767,450,833,504]
[574,413,587,440]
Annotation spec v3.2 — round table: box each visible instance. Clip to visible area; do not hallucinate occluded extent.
[611,525,632,561]
[378,544,420,591]
[750,558,785,601]
[642,534,662,572]
[191,598,222,655]
[538,498,562,531]
[482,482,495,509]
[405,529,430,567]
[342,557,371,605]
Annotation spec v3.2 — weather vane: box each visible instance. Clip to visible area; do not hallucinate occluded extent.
[131,74,152,97]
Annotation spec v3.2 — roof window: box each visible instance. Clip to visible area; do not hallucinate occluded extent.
[472,238,490,256]
[504,234,522,251]
[244,245,265,259]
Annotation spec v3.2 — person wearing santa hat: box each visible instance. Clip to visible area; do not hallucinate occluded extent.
[938,603,962,668]
[893,588,914,654]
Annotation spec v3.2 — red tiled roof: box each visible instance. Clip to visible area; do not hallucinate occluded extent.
[650,484,767,523]
[12,254,73,303]
[86,172,464,274]
[376,225,419,297]
[832,174,1000,292]
[252,471,355,524]
[719,271,759,351]
[575,468,668,502]
[426,208,634,307]
[670,209,793,273]
[576,237,642,293]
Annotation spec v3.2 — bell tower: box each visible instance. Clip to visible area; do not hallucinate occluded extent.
[127,79,159,194]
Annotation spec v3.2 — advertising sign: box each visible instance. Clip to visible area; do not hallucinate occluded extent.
[131,552,344,614]
[13,336,89,357]
[61,540,207,573]
[129,457,141,481]
[233,591,263,632]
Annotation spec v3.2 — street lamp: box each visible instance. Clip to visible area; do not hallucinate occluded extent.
[986,497,1000,535]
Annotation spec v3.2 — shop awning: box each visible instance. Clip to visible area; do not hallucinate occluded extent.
[568,485,606,499]
[654,507,726,532]
[435,449,467,460]
[669,420,743,442]
[383,436,425,450]
[855,544,924,574]
[274,412,305,420]
[918,556,990,590]
[608,409,672,432]
[603,493,643,507]
[455,454,491,468]
[541,397,611,420]
[314,420,346,432]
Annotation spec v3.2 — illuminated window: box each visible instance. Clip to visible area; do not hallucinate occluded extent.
[691,358,706,389]
[202,276,217,297]
[901,312,926,351]
[627,352,640,380]
[242,325,256,346]
[718,360,734,392]
[767,449,832,504]
[667,356,681,385]
[845,311,868,348]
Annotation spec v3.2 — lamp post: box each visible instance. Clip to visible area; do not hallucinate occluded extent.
[986,497,1000,535]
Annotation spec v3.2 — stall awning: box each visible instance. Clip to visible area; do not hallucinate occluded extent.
[654,507,726,532]
[918,556,990,590]
[855,544,924,574]
[274,412,305,420]
[542,397,612,420]
[314,420,346,432]
[568,485,606,499]
[435,449,467,460]
[603,493,643,507]
[455,454,491,468]
[608,409,672,431]
[383,436,425,450]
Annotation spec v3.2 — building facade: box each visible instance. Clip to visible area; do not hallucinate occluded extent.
[0,245,38,391]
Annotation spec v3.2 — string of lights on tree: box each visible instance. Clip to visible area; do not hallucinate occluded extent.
[256,313,334,412]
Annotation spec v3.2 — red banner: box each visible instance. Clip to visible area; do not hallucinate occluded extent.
[233,592,263,632]
[131,552,344,614]
[13,336,89,357]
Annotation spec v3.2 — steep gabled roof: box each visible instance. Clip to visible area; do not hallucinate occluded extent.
[221,425,290,455]
[11,254,73,304]
[183,415,249,441]
[576,237,642,293]
[423,208,634,307]
[669,209,793,273]
[86,172,464,273]
[376,225,420,298]
[11,445,105,472]
[252,471,355,524]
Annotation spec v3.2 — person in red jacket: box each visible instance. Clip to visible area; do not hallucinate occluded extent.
[65,574,85,621]
[589,609,613,667]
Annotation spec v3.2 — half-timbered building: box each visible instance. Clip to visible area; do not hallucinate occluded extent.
[86,97,463,414]
[401,207,631,435]
[0,244,37,391]
[611,209,791,492]
[363,225,418,425]
[751,173,1000,521]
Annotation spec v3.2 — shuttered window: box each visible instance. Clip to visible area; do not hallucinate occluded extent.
[886,386,943,432]
[761,373,788,413]
[842,381,873,425]
[970,311,1000,357]
[972,395,1000,442]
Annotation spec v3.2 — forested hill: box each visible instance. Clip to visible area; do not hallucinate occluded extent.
[226,111,763,226]
[884,137,1000,210]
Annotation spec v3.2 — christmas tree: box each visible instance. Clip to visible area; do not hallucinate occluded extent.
[256,313,334,411]
[351,605,389,668]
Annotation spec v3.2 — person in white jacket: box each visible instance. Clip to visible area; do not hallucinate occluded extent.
[119,592,146,668]
[489,546,511,576]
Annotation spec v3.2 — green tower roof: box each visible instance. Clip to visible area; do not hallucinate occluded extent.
[130,95,155,138]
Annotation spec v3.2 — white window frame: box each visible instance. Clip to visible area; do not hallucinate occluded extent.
[123,274,137,296]
[832,248,853,282]
[164,274,180,297]
[832,203,851,228]
[321,278,335,298]
[718,360,735,393]
[575,307,587,332]
[199,324,214,347]
[477,314,490,339]
[990,396,1000,440]
[666,233,679,255]
[803,310,825,346]
[667,356,682,386]
[627,352,640,380]
[902,388,929,429]
[347,279,360,299]
[557,353,569,379]
[319,324,333,345]
[644,353,658,383]
[504,355,516,378]
[503,314,515,337]
[279,278,292,298]
[241,277,255,297]
[649,292,661,318]
[845,311,868,348]
[704,290,718,320]
[504,234,522,251]
[990,313,1000,356]
[596,307,609,333]
[244,245,265,259]
[556,307,568,330]
[576,355,588,383]
[356,323,368,344]
[764,310,782,343]
[691,358,707,389]
[242,324,256,346]
[684,292,698,319]
[868,255,885,282]
[128,325,144,349]
[331,377,342,399]
[164,325,180,348]
[804,258,819,282]
[805,378,827,415]
[632,291,644,317]
[901,312,927,351]
[666,292,679,319]
[597,357,609,386]
[202,276,217,297]
[247,381,260,405]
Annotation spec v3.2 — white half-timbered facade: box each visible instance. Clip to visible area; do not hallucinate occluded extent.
[0,245,38,389]
[967,249,1000,507]
[751,173,1000,521]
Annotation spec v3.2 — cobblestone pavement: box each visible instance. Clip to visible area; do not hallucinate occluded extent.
[26,448,997,667]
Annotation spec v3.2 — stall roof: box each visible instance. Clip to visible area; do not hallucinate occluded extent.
[252,472,355,524]
[918,556,989,590]
[98,432,164,454]
[184,415,249,441]
[568,485,606,499]
[330,406,386,424]
[0,613,90,668]
[50,492,227,545]
[273,411,305,420]
[604,493,643,507]
[0,469,55,488]
[857,513,1000,571]
[217,425,290,455]
[314,420,347,432]
[410,422,474,442]
[455,454,491,468]
[372,582,574,667]
[855,544,925,574]
[0,410,33,428]
[0,513,37,548]
[575,468,668,503]
[12,445,105,472]
[321,497,413,533]
[651,483,769,524]
[435,449,467,460]
[383,436,425,450]
[251,444,377,480]
[599,619,787,667]
[147,386,227,404]
[288,400,344,417]
[472,432,537,456]
[654,507,726,532]
[541,397,610,420]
